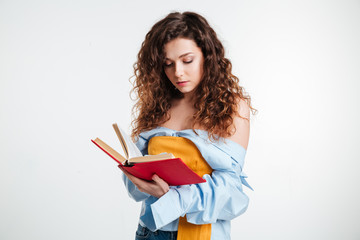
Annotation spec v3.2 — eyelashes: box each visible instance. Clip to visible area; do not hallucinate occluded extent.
[164,60,193,67]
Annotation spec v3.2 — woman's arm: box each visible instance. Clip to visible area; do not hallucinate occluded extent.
[140,101,251,229]
[227,98,250,149]
[146,156,249,229]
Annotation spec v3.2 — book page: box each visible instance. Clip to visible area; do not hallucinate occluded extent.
[129,153,175,163]
[92,138,127,164]
[118,127,143,158]
[112,123,129,159]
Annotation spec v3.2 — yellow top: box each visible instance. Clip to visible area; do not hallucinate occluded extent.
[148,136,213,240]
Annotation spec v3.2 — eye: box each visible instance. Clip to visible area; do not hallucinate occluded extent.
[164,61,173,67]
[183,58,193,64]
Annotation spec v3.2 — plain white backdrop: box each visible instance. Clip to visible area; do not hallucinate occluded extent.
[1,0,360,239]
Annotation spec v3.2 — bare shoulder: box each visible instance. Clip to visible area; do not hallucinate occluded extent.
[226,99,250,150]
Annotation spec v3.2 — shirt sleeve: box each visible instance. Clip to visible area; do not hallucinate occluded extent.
[145,154,249,230]
[121,135,150,202]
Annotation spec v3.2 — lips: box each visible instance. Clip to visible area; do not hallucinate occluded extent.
[176,81,189,86]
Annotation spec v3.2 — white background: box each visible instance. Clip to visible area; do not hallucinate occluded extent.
[1,0,360,239]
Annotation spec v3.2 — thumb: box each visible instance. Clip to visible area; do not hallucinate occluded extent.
[152,174,164,183]
[152,174,170,196]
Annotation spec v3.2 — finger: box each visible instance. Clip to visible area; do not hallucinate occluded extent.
[118,165,131,178]
[118,166,135,180]
[123,171,148,186]
[152,174,169,191]
[123,170,136,181]
[152,174,164,183]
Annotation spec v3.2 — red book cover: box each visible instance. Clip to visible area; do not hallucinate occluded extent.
[91,139,206,186]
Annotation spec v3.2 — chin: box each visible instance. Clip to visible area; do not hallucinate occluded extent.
[179,88,196,96]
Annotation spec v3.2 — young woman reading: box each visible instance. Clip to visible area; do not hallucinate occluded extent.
[119,11,255,240]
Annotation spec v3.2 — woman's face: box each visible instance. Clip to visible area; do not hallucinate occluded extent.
[163,38,204,97]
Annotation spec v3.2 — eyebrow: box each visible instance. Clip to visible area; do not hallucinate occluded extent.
[165,52,194,60]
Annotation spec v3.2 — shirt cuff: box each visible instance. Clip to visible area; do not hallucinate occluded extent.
[150,188,184,229]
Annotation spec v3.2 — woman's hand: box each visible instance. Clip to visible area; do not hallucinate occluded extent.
[119,165,169,198]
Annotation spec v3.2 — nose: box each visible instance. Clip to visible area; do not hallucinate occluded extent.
[174,63,184,78]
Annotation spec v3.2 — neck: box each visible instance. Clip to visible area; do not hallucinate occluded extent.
[171,92,197,111]
[182,91,196,105]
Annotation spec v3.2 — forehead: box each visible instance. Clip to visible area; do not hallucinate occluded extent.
[164,38,201,58]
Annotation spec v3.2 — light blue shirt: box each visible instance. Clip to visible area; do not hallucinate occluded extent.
[122,127,252,240]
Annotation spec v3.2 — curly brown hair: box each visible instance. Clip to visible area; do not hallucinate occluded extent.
[131,11,255,140]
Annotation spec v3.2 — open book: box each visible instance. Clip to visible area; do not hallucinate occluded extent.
[91,123,206,186]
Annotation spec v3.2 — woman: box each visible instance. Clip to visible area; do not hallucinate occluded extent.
[121,11,255,240]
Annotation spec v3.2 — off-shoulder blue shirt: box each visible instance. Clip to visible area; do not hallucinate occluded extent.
[122,127,252,240]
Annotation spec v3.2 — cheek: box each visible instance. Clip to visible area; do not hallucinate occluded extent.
[191,63,203,79]
[164,69,175,82]
[164,68,171,78]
